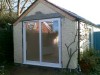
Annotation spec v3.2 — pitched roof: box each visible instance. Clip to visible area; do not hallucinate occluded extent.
[45,0,95,25]
[14,0,95,26]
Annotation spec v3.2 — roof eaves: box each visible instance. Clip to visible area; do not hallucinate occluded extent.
[46,0,96,26]
[14,0,76,25]
[45,0,76,19]
[14,0,96,27]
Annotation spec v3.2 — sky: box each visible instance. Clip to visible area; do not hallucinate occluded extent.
[48,0,100,24]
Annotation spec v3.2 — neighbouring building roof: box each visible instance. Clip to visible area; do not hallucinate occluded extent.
[96,24,100,28]
[97,24,100,26]
[13,0,96,26]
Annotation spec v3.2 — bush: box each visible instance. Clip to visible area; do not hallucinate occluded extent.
[80,48,100,73]
[0,25,13,65]
[0,11,16,65]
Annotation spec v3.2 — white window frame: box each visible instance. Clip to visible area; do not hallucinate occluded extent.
[23,18,62,68]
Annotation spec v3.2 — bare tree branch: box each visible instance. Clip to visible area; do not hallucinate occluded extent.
[20,0,29,14]
[65,31,77,57]
[65,30,78,70]
[66,44,78,69]
[17,0,21,16]
[65,44,70,57]
[68,31,77,48]
[6,0,12,12]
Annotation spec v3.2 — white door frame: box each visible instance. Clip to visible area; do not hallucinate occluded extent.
[23,18,62,68]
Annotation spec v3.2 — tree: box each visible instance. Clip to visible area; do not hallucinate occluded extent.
[0,0,36,27]
[16,0,35,16]
[0,0,16,27]
[0,0,13,14]
[0,0,35,17]
[0,0,36,65]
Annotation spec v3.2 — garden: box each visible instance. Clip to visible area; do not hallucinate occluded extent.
[0,42,100,75]
[0,15,100,75]
[0,20,100,75]
[0,1,100,75]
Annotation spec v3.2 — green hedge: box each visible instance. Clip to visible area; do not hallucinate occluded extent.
[0,25,13,65]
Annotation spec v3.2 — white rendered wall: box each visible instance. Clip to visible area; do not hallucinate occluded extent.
[13,22,23,63]
[62,18,78,69]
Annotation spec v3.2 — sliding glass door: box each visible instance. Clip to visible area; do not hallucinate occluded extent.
[41,20,59,63]
[23,18,61,68]
[23,21,40,63]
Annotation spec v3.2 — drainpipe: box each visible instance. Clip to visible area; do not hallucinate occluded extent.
[22,21,24,64]
[77,20,81,70]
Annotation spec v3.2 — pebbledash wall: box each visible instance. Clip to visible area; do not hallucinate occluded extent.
[79,22,100,52]
[13,2,78,69]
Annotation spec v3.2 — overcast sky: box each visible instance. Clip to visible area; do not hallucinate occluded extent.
[48,0,100,24]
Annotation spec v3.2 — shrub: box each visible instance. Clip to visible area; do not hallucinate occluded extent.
[0,25,13,65]
[80,48,100,73]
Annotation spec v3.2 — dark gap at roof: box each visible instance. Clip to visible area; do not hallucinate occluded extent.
[22,12,63,21]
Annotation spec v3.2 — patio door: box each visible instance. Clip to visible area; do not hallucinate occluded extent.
[23,18,61,68]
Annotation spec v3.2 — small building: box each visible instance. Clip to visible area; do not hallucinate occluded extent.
[13,0,100,69]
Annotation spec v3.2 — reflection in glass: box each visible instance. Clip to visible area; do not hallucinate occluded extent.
[41,20,59,63]
[26,21,40,61]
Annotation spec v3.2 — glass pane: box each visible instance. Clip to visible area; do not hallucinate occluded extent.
[26,21,39,61]
[41,20,59,63]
